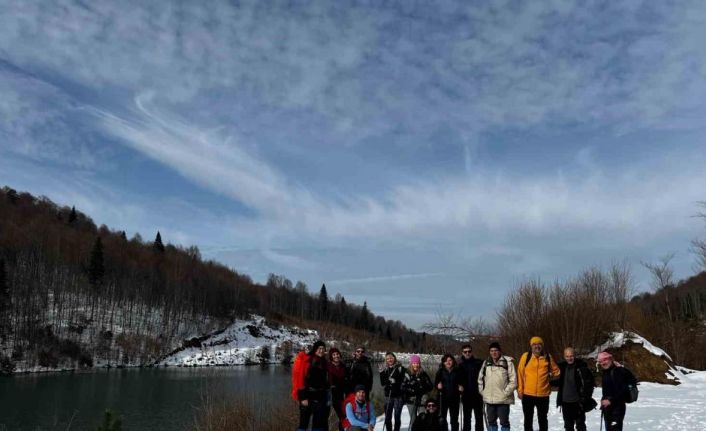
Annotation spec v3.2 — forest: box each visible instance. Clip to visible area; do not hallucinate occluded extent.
[0,186,429,373]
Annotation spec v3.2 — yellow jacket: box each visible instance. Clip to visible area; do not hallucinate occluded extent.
[517,352,560,397]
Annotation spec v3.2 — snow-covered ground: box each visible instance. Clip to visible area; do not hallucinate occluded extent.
[372,369,706,430]
[159,315,319,366]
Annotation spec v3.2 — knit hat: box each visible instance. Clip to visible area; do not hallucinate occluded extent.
[308,340,326,355]
[488,342,501,351]
[328,347,341,361]
[530,336,544,346]
[597,351,613,362]
[354,384,366,393]
[410,355,421,365]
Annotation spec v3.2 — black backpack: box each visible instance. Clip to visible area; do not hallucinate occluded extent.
[624,368,639,403]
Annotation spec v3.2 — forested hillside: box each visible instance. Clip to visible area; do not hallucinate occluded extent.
[0,186,429,373]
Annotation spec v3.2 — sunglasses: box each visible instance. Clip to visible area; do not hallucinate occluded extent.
[462,350,472,354]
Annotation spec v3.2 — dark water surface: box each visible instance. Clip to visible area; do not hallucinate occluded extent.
[0,366,291,430]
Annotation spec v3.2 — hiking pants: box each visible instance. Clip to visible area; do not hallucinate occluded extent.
[603,403,626,431]
[462,393,484,431]
[297,397,329,431]
[485,404,510,429]
[331,389,345,431]
[384,396,404,431]
[441,396,461,431]
[521,395,550,431]
[406,403,420,429]
[561,402,586,431]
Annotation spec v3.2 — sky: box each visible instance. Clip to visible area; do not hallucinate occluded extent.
[2,0,706,329]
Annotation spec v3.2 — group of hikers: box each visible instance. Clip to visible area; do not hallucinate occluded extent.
[292,337,638,431]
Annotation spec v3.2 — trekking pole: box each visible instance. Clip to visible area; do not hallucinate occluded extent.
[600,409,604,431]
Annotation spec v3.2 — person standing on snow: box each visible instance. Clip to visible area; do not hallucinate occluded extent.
[598,351,637,431]
[435,353,464,431]
[328,347,348,431]
[401,354,433,429]
[292,340,330,431]
[478,342,517,431]
[517,336,560,431]
[380,352,406,431]
[556,347,595,431]
[459,345,485,431]
[347,346,374,396]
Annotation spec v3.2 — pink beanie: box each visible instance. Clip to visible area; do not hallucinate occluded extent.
[410,355,421,365]
[597,351,613,362]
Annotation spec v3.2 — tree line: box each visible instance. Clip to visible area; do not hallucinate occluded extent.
[0,187,427,372]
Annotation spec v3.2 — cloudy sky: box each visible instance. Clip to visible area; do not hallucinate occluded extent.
[2,0,706,328]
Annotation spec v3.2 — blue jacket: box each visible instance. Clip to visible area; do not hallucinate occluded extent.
[345,400,376,427]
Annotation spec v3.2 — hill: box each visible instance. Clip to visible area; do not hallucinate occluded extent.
[0,186,433,373]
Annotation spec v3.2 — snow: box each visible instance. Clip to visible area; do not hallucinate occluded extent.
[588,331,672,361]
[371,369,706,430]
[159,315,319,366]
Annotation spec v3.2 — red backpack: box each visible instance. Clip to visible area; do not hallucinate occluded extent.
[341,392,370,430]
[291,351,310,401]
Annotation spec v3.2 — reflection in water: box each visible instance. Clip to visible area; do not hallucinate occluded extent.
[0,366,291,431]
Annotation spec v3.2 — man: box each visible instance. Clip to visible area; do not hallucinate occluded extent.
[556,347,595,431]
[411,398,443,431]
[478,342,517,431]
[344,384,376,431]
[598,351,637,431]
[347,346,374,396]
[517,336,560,431]
[459,344,484,431]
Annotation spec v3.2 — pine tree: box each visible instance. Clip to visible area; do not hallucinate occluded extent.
[153,231,165,252]
[68,206,77,224]
[318,284,329,320]
[88,237,105,291]
[360,301,370,330]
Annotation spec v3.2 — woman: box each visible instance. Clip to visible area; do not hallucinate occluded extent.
[401,354,433,429]
[292,340,330,431]
[380,352,406,431]
[435,353,464,431]
[328,347,348,431]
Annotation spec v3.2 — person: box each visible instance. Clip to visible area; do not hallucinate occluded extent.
[347,346,374,396]
[517,336,560,431]
[380,352,406,431]
[412,398,443,431]
[343,384,376,431]
[435,353,464,431]
[478,342,517,431]
[401,354,433,429]
[598,351,637,431]
[328,347,348,431]
[292,340,330,431]
[459,345,484,431]
[556,347,595,431]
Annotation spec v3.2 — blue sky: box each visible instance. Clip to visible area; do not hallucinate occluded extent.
[2,0,706,328]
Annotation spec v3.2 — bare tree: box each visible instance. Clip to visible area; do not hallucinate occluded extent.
[690,201,706,272]
[641,253,680,362]
[422,310,495,353]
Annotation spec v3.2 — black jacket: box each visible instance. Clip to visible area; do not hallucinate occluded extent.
[300,355,329,401]
[434,366,464,400]
[458,356,483,397]
[347,356,374,393]
[401,369,433,405]
[556,359,594,407]
[601,365,637,405]
[380,363,406,398]
[411,411,442,431]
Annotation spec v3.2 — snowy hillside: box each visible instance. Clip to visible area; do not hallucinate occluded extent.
[159,316,319,366]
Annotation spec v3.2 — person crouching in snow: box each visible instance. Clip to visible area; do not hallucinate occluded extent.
[343,384,376,431]
[411,398,443,431]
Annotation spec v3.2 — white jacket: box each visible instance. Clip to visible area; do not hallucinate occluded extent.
[478,355,517,405]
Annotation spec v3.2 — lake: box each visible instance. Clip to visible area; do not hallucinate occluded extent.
[0,366,294,430]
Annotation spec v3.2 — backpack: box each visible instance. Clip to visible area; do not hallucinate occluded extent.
[624,368,639,403]
[291,351,310,401]
[341,392,370,430]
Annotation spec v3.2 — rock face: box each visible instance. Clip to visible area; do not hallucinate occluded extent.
[586,332,681,385]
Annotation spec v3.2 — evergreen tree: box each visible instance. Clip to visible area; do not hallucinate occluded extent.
[153,231,165,252]
[88,237,105,290]
[120,231,127,241]
[318,284,329,320]
[360,301,370,330]
[68,206,77,224]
